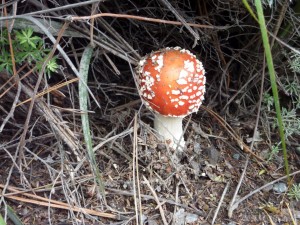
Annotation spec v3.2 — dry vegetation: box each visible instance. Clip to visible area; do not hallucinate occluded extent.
[0,0,300,224]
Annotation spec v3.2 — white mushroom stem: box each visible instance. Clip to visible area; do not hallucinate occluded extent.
[154,113,185,149]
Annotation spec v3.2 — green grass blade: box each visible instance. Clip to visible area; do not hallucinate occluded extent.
[0,214,6,225]
[79,45,106,198]
[254,0,290,178]
[6,205,24,225]
[242,0,258,21]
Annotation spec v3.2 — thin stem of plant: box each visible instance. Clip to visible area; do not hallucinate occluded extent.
[255,0,290,179]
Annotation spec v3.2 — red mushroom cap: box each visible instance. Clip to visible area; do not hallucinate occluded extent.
[137,47,206,117]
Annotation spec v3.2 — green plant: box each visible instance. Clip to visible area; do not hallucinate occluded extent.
[264,92,300,140]
[0,28,58,75]
[288,183,300,201]
[268,142,281,161]
[289,51,300,73]
[280,108,300,138]
[262,53,300,141]
[284,80,299,99]
[0,51,13,73]
[265,105,300,140]
[263,93,274,111]
[15,28,42,49]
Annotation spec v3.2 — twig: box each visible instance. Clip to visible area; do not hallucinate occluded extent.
[95,17,141,59]
[94,127,134,151]
[70,13,229,30]
[0,148,23,203]
[0,77,21,132]
[0,0,19,9]
[143,176,168,225]
[4,75,81,156]
[158,0,199,47]
[73,127,134,173]
[16,78,79,106]
[211,182,230,224]
[132,114,142,225]
[24,0,105,16]
[0,18,84,37]
[90,2,97,46]
[14,15,101,108]
[285,202,297,225]
[270,0,289,48]
[7,0,17,32]
[202,105,265,162]
[17,20,70,167]
[0,185,123,220]
[228,55,266,218]
[172,182,180,225]
[0,0,20,133]
[229,169,300,217]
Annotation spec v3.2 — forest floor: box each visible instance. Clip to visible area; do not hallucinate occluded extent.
[1,0,300,224]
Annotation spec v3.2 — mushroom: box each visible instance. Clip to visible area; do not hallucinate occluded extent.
[136,47,206,149]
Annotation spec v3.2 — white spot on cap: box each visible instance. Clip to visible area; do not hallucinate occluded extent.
[196,91,202,96]
[171,90,181,95]
[176,78,187,85]
[193,77,200,83]
[179,95,189,100]
[156,74,160,81]
[178,101,185,106]
[182,86,189,92]
[139,59,146,66]
[196,60,204,71]
[184,60,195,73]
[154,54,164,72]
[179,69,188,79]
[180,48,190,55]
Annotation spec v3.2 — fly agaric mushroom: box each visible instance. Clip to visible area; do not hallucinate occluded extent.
[136,47,206,149]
